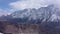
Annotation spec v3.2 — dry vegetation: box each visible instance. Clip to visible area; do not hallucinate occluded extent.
[0,21,60,34]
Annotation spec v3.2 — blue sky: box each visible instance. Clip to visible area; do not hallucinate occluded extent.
[0,0,18,16]
[0,0,60,16]
[0,0,17,9]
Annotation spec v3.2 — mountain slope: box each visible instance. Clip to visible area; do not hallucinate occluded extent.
[0,5,60,24]
[11,5,60,22]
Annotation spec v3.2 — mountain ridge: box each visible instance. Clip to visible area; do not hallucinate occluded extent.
[0,5,60,24]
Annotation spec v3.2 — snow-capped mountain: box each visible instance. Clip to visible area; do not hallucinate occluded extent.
[0,5,60,23]
[10,5,60,22]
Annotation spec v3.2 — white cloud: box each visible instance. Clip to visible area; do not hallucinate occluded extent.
[53,0,60,9]
[9,0,50,10]
[0,9,9,16]
[9,0,60,10]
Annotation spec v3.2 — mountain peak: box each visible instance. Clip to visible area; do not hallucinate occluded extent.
[11,5,55,21]
[0,5,60,23]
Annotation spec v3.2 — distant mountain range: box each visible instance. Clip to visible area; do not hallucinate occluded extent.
[0,5,60,24]
[0,5,60,34]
